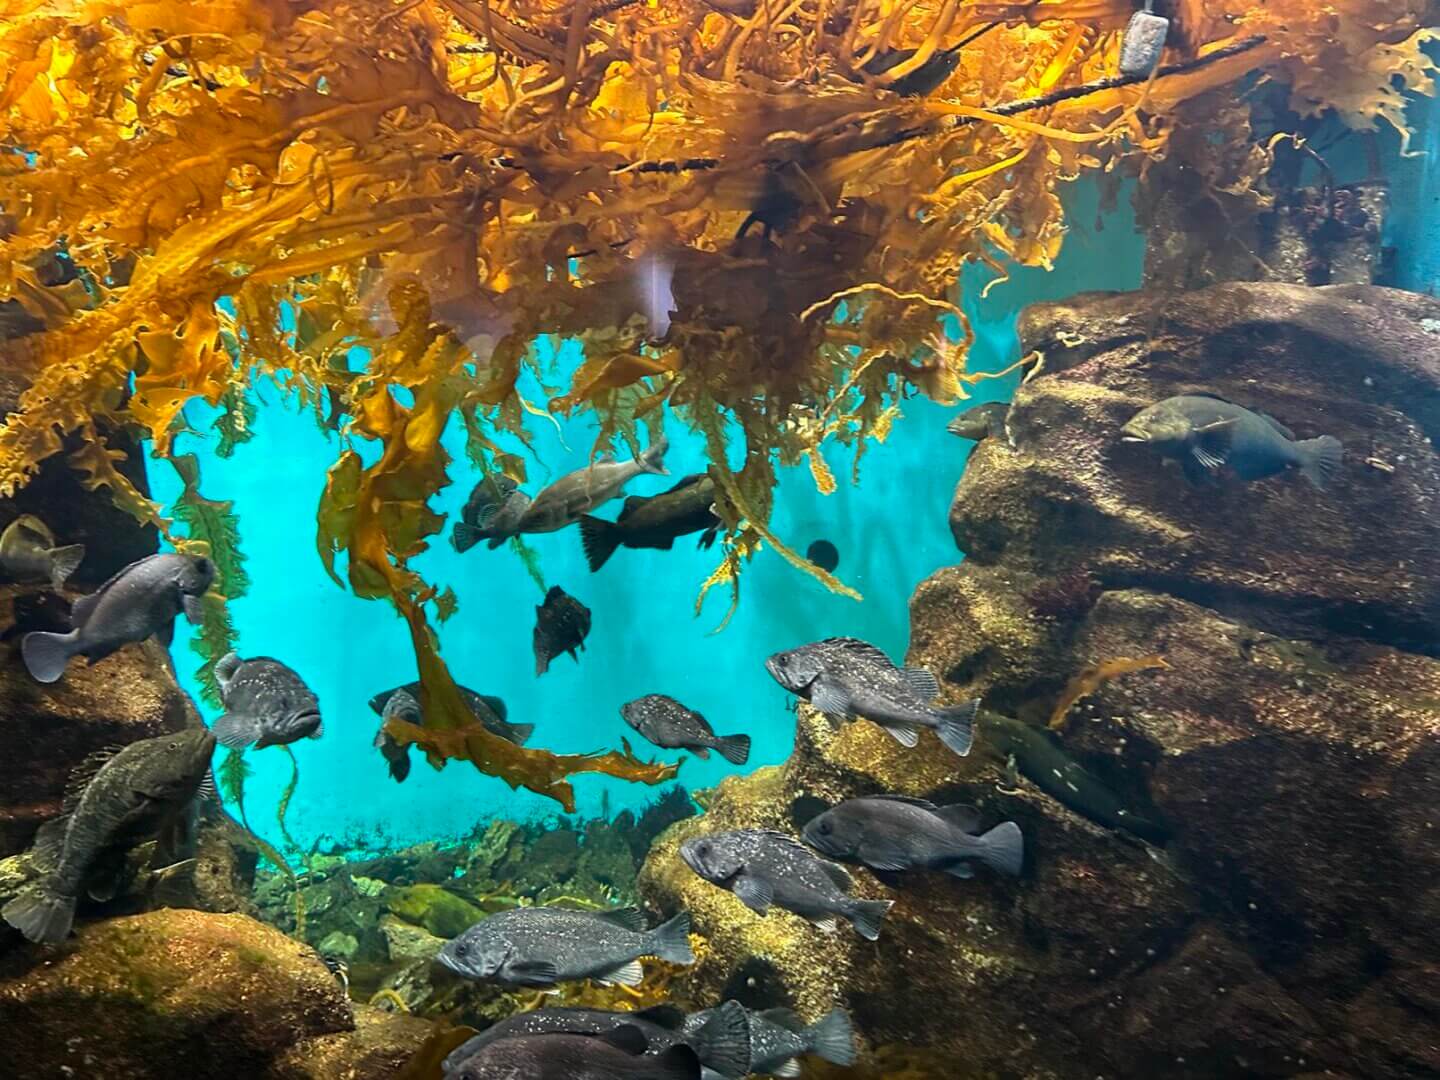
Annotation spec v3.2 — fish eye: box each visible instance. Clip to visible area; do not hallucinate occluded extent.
[817,821,832,835]
[455,943,469,957]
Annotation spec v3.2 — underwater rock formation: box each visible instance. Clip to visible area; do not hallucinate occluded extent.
[640,282,1440,1078]
[0,908,427,1078]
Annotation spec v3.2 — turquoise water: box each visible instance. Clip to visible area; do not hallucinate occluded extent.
[149,182,1145,856]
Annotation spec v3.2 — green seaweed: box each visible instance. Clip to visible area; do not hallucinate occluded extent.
[217,748,253,830]
[212,385,256,458]
[509,535,546,594]
[277,745,301,855]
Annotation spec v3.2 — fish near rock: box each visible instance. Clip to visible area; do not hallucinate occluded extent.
[446,1029,701,1080]
[534,586,592,676]
[20,552,215,684]
[436,905,694,988]
[802,795,1024,880]
[947,401,1009,442]
[679,829,893,940]
[369,682,532,746]
[765,637,978,756]
[453,474,530,553]
[1120,393,1343,489]
[0,515,86,588]
[578,473,721,572]
[684,1003,855,1077]
[621,694,751,765]
[210,653,323,751]
[2,728,216,943]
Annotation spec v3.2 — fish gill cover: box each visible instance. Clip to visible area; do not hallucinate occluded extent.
[0,0,1433,803]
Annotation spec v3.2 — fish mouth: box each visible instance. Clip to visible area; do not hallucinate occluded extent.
[1119,434,1146,443]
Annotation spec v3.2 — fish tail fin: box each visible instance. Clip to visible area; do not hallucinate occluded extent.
[645,910,694,965]
[508,722,536,746]
[21,630,78,684]
[975,820,1025,877]
[689,1000,752,1079]
[806,1008,856,1066]
[847,898,893,941]
[578,515,623,572]
[47,544,85,588]
[1297,435,1343,490]
[935,698,979,757]
[641,434,669,475]
[2,880,76,943]
[210,712,260,750]
[713,733,751,765]
[452,522,483,553]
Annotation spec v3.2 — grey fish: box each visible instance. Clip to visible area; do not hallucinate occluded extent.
[2,728,216,943]
[0,515,85,588]
[683,1004,855,1078]
[503,437,669,540]
[375,692,417,782]
[802,795,1023,881]
[621,694,750,765]
[983,710,1169,844]
[861,43,962,97]
[764,637,977,756]
[446,1029,700,1080]
[1120,393,1343,489]
[21,552,215,684]
[453,473,526,553]
[444,1002,750,1080]
[947,401,1009,441]
[437,905,694,988]
[679,830,893,940]
[534,586,591,676]
[578,472,721,572]
[369,682,532,746]
[210,653,323,750]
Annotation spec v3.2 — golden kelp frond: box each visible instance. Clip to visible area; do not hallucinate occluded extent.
[1048,654,1170,732]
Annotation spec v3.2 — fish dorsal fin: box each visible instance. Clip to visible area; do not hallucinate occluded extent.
[825,637,894,667]
[934,803,984,833]
[600,1024,649,1055]
[866,794,939,811]
[62,746,125,811]
[1254,410,1294,439]
[69,555,154,625]
[10,515,55,546]
[595,906,648,932]
[819,859,853,891]
[616,494,646,522]
[755,829,815,859]
[759,1007,806,1032]
[634,1004,687,1030]
[903,667,940,699]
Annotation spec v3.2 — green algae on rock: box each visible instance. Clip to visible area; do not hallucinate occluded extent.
[383,883,488,939]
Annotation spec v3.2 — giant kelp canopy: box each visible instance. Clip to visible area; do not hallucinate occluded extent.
[0,0,1433,804]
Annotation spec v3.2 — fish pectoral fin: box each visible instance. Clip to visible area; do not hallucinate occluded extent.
[902,667,940,700]
[879,719,921,747]
[732,873,774,915]
[1191,444,1227,471]
[810,679,851,718]
[857,843,911,873]
[594,959,645,987]
[806,914,839,933]
[508,959,560,983]
[181,593,206,625]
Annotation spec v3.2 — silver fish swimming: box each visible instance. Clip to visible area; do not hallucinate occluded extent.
[683,1004,855,1078]
[0,515,86,588]
[445,1029,701,1080]
[764,637,977,756]
[802,795,1024,880]
[2,728,216,943]
[437,905,694,988]
[443,1003,750,1080]
[210,653,323,751]
[1121,393,1343,489]
[21,552,215,684]
[679,829,893,940]
[621,694,750,765]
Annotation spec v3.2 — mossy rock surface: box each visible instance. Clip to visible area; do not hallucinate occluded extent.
[384,883,486,939]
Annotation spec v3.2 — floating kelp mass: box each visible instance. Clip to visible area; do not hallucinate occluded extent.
[0,0,1434,807]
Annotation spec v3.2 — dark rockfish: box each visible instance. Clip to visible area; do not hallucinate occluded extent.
[621,694,750,765]
[437,905,694,988]
[375,693,417,782]
[1121,393,1343,489]
[210,653,323,750]
[453,474,527,553]
[21,552,215,683]
[369,682,531,746]
[444,1003,750,1080]
[684,1004,855,1077]
[947,401,1009,441]
[578,473,721,572]
[765,637,978,756]
[0,515,85,588]
[679,830,893,940]
[533,586,591,676]
[446,1029,700,1080]
[803,795,1023,880]
[2,729,216,943]
[861,42,962,97]
[982,710,1169,844]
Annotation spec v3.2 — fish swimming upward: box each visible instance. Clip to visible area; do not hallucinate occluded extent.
[446,1029,701,1080]
[621,694,751,765]
[2,729,216,943]
[210,653,323,750]
[765,637,978,756]
[1121,393,1343,489]
[533,586,592,676]
[0,515,86,588]
[21,553,215,684]
[453,473,527,553]
[803,795,1024,880]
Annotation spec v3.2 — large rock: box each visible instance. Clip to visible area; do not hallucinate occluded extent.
[640,282,1440,1079]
